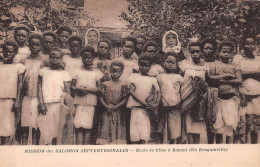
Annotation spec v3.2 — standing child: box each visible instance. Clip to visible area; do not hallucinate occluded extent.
[116,36,139,82]
[42,31,58,61]
[143,40,164,77]
[0,40,26,145]
[13,24,31,64]
[56,26,72,56]
[71,46,104,145]
[63,35,84,74]
[209,42,242,144]
[157,52,183,144]
[20,33,47,145]
[179,42,209,144]
[93,38,113,82]
[97,60,128,144]
[37,47,71,145]
[134,34,147,58]
[127,53,161,144]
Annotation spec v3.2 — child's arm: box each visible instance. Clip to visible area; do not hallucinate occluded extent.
[129,83,147,107]
[241,71,260,81]
[99,97,113,111]
[147,91,161,110]
[64,81,71,95]
[38,76,47,115]
[113,98,127,109]
[220,70,242,86]
[14,73,25,111]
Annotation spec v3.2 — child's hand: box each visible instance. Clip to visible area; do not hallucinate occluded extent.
[107,104,114,112]
[39,104,47,115]
[75,87,87,97]
[128,83,136,95]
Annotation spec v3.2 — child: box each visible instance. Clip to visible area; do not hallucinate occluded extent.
[13,24,31,64]
[202,38,218,144]
[135,34,147,58]
[116,36,139,82]
[143,40,164,77]
[233,35,260,144]
[127,53,161,144]
[162,30,187,62]
[157,52,183,144]
[209,42,242,144]
[97,60,128,144]
[42,31,57,59]
[37,47,72,145]
[62,35,84,74]
[71,46,104,145]
[84,28,100,51]
[56,26,72,56]
[93,38,112,82]
[20,32,48,145]
[0,40,26,145]
[179,42,209,144]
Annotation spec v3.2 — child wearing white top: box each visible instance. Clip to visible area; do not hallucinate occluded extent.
[71,46,104,145]
[127,53,161,144]
[63,35,84,74]
[37,47,71,145]
[0,40,26,145]
[20,33,47,145]
[13,24,31,64]
[157,52,183,144]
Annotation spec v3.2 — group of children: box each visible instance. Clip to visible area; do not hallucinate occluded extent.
[0,24,259,145]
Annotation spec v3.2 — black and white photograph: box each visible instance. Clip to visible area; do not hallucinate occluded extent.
[0,0,260,166]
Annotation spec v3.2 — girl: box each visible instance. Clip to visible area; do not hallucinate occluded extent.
[143,40,164,77]
[97,60,128,144]
[162,30,187,62]
[157,52,183,144]
[116,36,139,82]
[71,46,104,145]
[179,42,209,144]
[126,53,161,144]
[37,47,72,145]
[202,38,218,144]
[0,40,26,145]
[209,42,242,144]
[42,31,58,60]
[13,24,31,64]
[56,26,72,56]
[93,38,113,82]
[84,28,100,51]
[233,35,260,144]
[62,35,84,74]
[20,32,47,145]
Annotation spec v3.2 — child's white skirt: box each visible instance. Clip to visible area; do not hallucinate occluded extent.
[37,102,61,145]
[21,96,39,128]
[186,114,207,144]
[0,99,15,137]
[214,97,240,131]
[130,107,150,142]
[74,105,95,129]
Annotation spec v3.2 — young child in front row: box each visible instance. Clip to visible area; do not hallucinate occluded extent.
[0,40,26,145]
[37,47,72,145]
[157,52,183,144]
[97,60,128,144]
[71,46,104,145]
[209,42,242,144]
[126,53,161,144]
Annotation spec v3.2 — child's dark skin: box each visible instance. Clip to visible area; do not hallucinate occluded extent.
[123,40,135,59]
[71,51,100,97]
[100,65,127,112]
[1,44,24,145]
[69,40,82,58]
[203,43,215,62]
[29,38,42,57]
[97,42,110,60]
[15,29,29,47]
[43,35,56,54]
[58,30,70,49]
